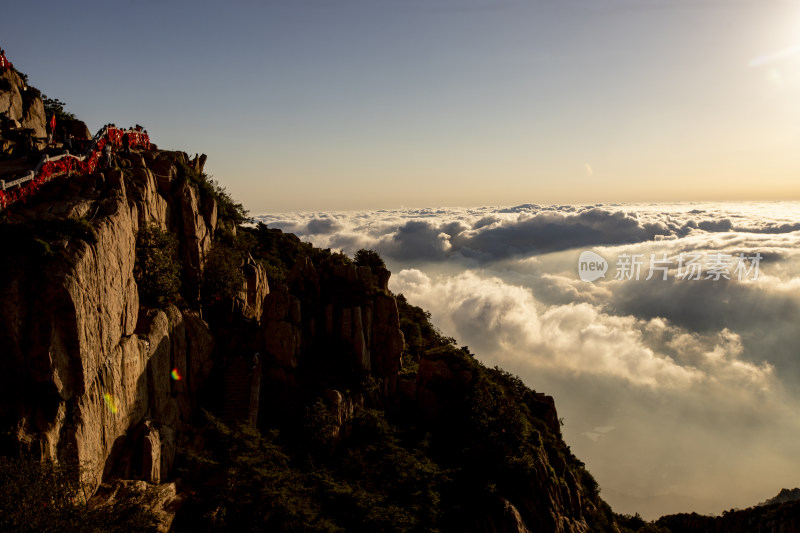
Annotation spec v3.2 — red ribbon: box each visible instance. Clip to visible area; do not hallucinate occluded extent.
[1,127,151,210]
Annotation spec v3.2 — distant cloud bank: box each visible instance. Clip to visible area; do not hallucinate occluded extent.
[254,202,800,518]
[257,202,800,264]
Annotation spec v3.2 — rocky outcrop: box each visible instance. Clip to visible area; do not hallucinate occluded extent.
[258,259,404,418]
[91,479,185,532]
[237,255,269,322]
[0,148,219,497]
[0,70,25,122]
[61,118,91,141]
[20,96,46,139]
[177,181,214,303]
[320,388,360,450]
[0,68,46,139]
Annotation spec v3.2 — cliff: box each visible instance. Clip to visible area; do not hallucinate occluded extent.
[0,66,47,145]
[0,63,622,532]
[0,150,221,494]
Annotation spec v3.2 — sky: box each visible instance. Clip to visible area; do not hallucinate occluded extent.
[2,0,800,212]
[258,201,800,518]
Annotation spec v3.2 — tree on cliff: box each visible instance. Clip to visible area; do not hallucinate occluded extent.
[134,225,182,308]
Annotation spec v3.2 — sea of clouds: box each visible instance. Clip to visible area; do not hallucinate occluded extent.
[254,202,800,519]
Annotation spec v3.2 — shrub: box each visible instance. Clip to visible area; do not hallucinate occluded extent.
[175,414,337,532]
[353,249,386,270]
[177,163,249,226]
[0,216,96,260]
[0,453,159,532]
[201,240,244,305]
[134,224,182,307]
[41,94,76,122]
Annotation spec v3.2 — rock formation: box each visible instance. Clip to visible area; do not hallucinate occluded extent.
[0,149,220,496]
[0,67,46,149]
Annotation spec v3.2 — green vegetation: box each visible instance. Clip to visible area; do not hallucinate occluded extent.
[353,249,385,270]
[0,216,96,259]
[134,224,182,308]
[176,414,335,532]
[396,293,453,359]
[41,94,76,123]
[242,222,313,285]
[615,513,672,533]
[178,162,249,225]
[0,454,159,532]
[201,235,245,306]
[176,411,446,533]
[243,223,365,287]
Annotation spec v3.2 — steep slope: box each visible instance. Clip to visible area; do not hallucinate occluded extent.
[0,63,621,532]
[0,150,225,494]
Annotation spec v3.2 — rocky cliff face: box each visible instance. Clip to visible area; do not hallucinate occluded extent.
[0,142,413,518]
[0,149,225,497]
[0,68,46,140]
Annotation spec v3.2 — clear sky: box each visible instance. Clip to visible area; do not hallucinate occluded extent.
[2,0,799,212]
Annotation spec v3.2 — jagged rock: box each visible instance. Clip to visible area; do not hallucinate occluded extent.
[263,283,291,321]
[371,292,404,395]
[183,311,215,406]
[501,498,533,533]
[126,167,171,229]
[175,181,214,303]
[142,421,161,484]
[150,158,177,195]
[239,255,269,323]
[320,389,361,450]
[202,195,217,234]
[0,69,25,121]
[0,148,218,497]
[20,95,46,139]
[351,306,370,371]
[287,255,320,299]
[332,263,359,283]
[123,152,147,169]
[376,266,391,291]
[62,118,91,140]
[262,321,301,368]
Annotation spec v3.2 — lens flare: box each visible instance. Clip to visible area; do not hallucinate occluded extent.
[103,393,118,414]
[748,45,800,67]
[171,368,182,381]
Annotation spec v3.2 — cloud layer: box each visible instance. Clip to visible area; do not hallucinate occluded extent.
[255,202,800,518]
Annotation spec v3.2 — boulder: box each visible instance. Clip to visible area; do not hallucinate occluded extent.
[19,94,46,139]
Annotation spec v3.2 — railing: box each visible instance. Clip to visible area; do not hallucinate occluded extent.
[0,126,150,211]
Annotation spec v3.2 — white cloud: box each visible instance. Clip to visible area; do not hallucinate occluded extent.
[391,269,773,392]
[256,201,800,517]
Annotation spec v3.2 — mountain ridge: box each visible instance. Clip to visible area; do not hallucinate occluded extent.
[1,56,799,533]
